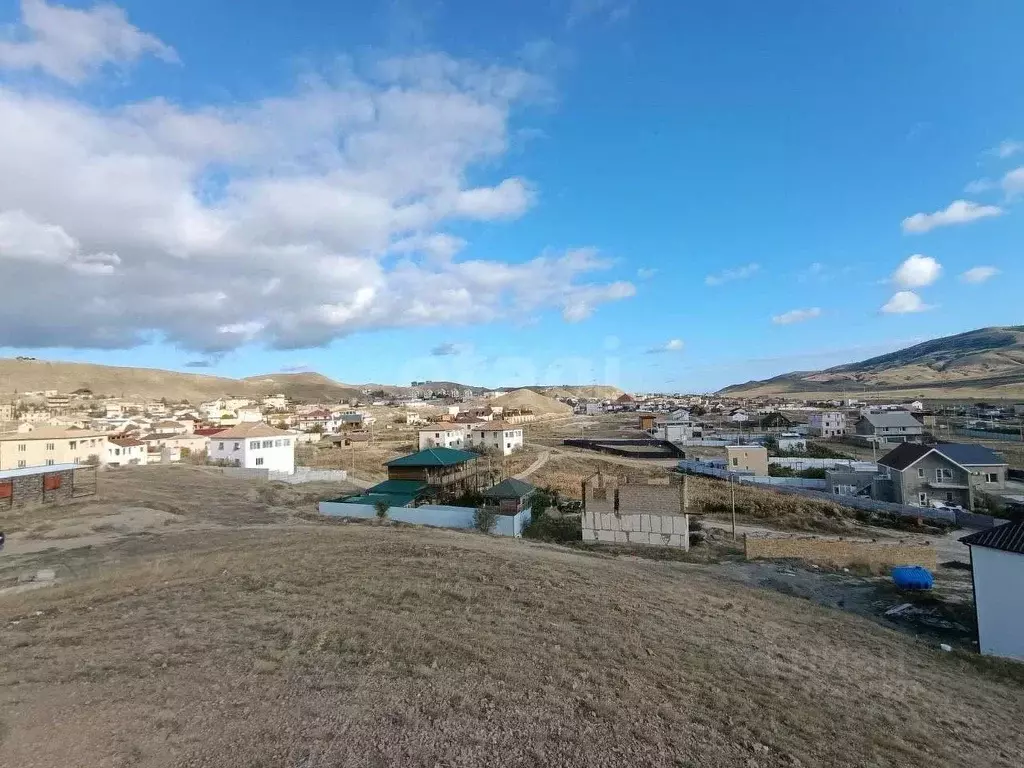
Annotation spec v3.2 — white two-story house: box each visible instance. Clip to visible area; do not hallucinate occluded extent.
[808,411,846,438]
[469,422,524,456]
[207,422,297,474]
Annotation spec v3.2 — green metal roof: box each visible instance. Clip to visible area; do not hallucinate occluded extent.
[334,492,418,508]
[384,447,478,467]
[482,478,536,500]
[367,479,430,495]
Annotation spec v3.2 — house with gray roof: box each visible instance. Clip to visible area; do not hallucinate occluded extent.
[854,410,925,444]
[875,442,1008,509]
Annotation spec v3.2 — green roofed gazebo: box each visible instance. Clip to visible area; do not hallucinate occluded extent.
[384,447,480,494]
[482,478,536,514]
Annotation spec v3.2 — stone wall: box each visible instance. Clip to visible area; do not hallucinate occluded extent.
[0,466,95,512]
[744,535,936,572]
[582,475,690,548]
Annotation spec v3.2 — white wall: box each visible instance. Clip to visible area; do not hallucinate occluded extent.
[971,546,1024,661]
[471,428,523,456]
[244,437,296,473]
[418,429,467,450]
[318,502,530,537]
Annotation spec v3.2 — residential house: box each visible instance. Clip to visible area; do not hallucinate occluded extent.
[960,522,1024,661]
[106,438,149,467]
[657,422,703,442]
[262,393,288,410]
[153,420,189,435]
[469,422,524,456]
[418,425,467,450]
[584,403,604,416]
[339,410,375,429]
[0,428,108,471]
[296,409,337,433]
[207,422,298,474]
[725,445,769,476]
[826,469,878,497]
[383,447,480,494]
[728,408,749,423]
[0,402,12,421]
[875,443,1008,509]
[481,477,536,515]
[808,411,846,438]
[855,410,925,444]
[237,407,264,423]
[142,433,210,462]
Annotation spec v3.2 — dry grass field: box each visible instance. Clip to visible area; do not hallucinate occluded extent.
[4,508,1024,767]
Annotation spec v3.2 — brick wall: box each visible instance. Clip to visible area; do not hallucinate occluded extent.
[582,475,690,548]
[744,535,936,572]
[0,467,96,512]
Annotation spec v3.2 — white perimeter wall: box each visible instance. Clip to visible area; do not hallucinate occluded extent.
[582,508,689,547]
[972,546,1024,661]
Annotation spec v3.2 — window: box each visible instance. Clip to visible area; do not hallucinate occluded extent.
[732,458,739,467]
[255,457,264,466]
[17,444,25,452]
[46,442,55,451]
[946,492,954,502]
[935,468,952,482]
[234,442,240,451]
[283,439,290,447]
[17,460,25,468]
[69,441,77,449]
[263,440,273,448]
[506,442,511,449]
[274,439,282,447]
[985,472,999,483]
[918,493,928,505]
[249,441,259,450]
[45,459,55,466]
[917,468,925,479]
[218,442,225,450]
[114,448,121,456]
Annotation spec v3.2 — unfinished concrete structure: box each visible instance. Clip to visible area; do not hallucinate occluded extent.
[581,474,695,549]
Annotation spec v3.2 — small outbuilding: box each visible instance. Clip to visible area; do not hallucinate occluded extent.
[961,522,1024,661]
[482,478,536,515]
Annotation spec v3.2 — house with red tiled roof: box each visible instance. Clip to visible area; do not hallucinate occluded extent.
[207,422,298,474]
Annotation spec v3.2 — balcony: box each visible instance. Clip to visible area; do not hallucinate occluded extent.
[926,480,969,490]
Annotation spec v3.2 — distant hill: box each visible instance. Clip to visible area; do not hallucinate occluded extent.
[487,388,574,416]
[0,360,362,403]
[720,326,1024,399]
[530,385,625,400]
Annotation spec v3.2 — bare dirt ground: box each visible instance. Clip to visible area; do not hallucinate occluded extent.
[2,466,1022,767]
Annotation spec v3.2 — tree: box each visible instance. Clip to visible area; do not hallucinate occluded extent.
[374,500,389,519]
[473,505,498,534]
[306,424,325,434]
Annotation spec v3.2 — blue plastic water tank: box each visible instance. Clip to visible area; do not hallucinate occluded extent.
[891,565,934,591]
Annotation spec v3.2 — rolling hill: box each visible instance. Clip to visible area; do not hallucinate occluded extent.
[720,326,1024,399]
[0,359,363,403]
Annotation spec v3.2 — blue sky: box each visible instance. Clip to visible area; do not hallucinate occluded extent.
[0,0,1022,393]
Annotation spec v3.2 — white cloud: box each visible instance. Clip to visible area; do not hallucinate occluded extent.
[901,200,1003,234]
[1002,167,1024,198]
[704,263,759,287]
[881,291,933,314]
[964,178,995,195]
[960,266,1000,284]
[0,0,178,84]
[991,139,1024,159]
[891,254,942,288]
[646,339,684,354]
[636,267,657,279]
[566,0,634,26]
[0,34,634,350]
[771,307,822,325]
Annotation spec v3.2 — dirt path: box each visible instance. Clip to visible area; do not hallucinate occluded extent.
[513,450,551,479]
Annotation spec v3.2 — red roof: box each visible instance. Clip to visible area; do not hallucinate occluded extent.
[194,427,228,437]
[616,394,636,403]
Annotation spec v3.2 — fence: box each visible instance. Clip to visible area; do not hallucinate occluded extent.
[769,458,877,472]
[949,428,1023,442]
[676,459,958,525]
[745,476,828,490]
[318,501,530,537]
[211,466,349,483]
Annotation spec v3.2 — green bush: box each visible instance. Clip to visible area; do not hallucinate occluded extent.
[473,506,498,534]
[522,514,581,543]
[374,500,389,519]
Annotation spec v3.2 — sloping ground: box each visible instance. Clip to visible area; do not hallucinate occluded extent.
[535,385,625,400]
[488,388,573,416]
[721,326,1024,397]
[2,525,1023,767]
[0,359,362,403]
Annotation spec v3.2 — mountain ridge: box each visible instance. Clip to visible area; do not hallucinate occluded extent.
[719,326,1024,398]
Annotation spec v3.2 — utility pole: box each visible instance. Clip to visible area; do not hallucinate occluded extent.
[730,475,737,540]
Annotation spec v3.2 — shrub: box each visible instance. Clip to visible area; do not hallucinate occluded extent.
[374,500,389,519]
[473,505,498,534]
[529,486,559,519]
[522,514,581,543]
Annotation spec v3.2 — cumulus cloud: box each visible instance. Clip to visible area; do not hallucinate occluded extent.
[704,263,759,287]
[646,339,683,354]
[1002,167,1024,199]
[991,139,1024,159]
[0,23,634,351]
[960,266,1000,284]
[771,307,821,325]
[901,200,1003,234]
[891,254,942,288]
[0,0,177,84]
[881,291,933,314]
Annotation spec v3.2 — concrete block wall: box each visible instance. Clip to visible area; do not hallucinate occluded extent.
[744,535,937,571]
[582,476,690,548]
